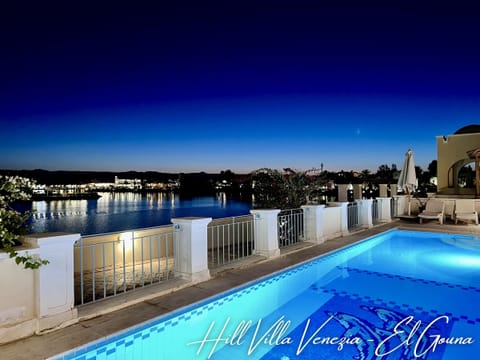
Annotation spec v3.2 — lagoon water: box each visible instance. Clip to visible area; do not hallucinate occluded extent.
[21,192,252,236]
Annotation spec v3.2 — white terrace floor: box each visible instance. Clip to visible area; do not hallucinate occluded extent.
[2,218,480,360]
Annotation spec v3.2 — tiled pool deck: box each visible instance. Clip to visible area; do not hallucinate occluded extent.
[2,219,480,359]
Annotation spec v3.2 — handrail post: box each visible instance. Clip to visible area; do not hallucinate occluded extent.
[301,205,325,243]
[358,199,374,228]
[376,197,392,222]
[171,217,212,283]
[250,209,281,258]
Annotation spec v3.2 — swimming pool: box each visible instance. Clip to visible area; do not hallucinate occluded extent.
[52,229,480,359]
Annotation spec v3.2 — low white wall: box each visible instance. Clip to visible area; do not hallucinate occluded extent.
[0,233,79,345]
[0,249,38,344]
[407,197,423,214]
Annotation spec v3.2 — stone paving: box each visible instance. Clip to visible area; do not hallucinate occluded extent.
[1,219,479,359]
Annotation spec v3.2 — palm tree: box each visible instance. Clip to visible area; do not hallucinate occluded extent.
[361,169,371,182]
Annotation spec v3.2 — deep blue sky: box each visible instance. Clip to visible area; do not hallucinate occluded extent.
[1,1,479,173]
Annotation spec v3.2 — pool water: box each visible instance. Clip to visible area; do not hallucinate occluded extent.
[53,230,480,359]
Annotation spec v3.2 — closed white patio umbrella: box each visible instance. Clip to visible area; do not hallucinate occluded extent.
[397,149,417,216]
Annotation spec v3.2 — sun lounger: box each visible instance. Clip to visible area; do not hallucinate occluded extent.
[454,199,479,225]
[419,199,445,224]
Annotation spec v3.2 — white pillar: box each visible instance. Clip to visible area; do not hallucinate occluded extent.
[301,205,325,244]
[391,184,398,196]
[353,184,363,200]
[379,184,388,198]
[250,209,281,258]
[330,202,349,236]
[22,233,80,332]
[337,184,349,202]
[376,197,392,222]
[171,217,211,283]
[358,199,373,228]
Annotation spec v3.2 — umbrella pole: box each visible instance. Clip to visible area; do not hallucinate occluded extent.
[407,189,411,216]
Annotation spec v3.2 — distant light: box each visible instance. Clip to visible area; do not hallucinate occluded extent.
[119,231,134,249]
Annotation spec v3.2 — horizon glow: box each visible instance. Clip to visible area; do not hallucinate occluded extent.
[1,2,479,173]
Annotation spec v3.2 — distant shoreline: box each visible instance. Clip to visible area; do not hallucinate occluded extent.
[31,192,102,201]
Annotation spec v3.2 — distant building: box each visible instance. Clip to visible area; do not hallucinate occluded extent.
[114,176,143,190]
[89,182,115,191]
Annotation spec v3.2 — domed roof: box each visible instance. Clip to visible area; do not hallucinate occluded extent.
[454,124,480,135]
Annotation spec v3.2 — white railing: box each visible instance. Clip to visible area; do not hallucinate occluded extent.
[74,225,174,305]
[347,202,360,230]
[372,199,380,224]
[278,208,304,247]
[207,215,254,268]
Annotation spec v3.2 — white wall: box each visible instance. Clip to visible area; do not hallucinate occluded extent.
[0,250,38,344]
[0,233,79,345]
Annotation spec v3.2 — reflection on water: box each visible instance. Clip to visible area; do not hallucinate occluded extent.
[22,192,251,235]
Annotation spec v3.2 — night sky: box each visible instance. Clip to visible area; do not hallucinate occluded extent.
[1,1,479,173]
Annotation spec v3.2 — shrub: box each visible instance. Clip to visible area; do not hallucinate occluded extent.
[0,176,48,269]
